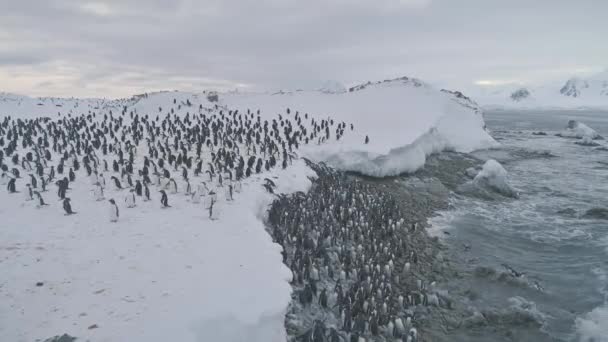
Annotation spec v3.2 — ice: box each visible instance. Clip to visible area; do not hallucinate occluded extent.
[473,159,518,198]
[558,120,603,140]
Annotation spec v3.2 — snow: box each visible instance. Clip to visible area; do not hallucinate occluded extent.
[221,78,497,177]
[317,80,347,94]
[557,120,603,140]
[0,76,496,341]
[473,159,518,198]
[469,70,608,110]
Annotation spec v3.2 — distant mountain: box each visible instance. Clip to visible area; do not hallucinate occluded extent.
[471,70,608,109]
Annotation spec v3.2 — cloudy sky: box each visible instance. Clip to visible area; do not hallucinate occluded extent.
[1,0,607,98]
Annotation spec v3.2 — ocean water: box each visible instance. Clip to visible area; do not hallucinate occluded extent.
[432,110,608,342]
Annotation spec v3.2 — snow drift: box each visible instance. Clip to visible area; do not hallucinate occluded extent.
[222,77,497,177]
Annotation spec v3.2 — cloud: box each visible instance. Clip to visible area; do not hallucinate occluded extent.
[78,2,114,16]
[0,0,607,98]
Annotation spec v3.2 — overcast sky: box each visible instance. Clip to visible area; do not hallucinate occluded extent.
[1,0,607,98]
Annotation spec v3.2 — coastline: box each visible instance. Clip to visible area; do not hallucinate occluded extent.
[266,152,484,341]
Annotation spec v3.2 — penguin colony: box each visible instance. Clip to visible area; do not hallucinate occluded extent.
[0,97,354,221]
[268,161,442,342]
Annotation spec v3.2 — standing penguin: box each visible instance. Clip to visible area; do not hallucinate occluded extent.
[168,178,178,194]
[29,174,38,189]
[206,194,219,220]
[111,176,123,190]
[184,179,191,195]
[108,199,119,222]
[93,182,105,201]
[34,191,48,208]
[7,178,16,193]
[159,190,170,208]
[62,198,75,215]
[225,183,233,201]
[144,183,151,201]
[135,180,142,196]
[69,168,76,182]
[25,184,33,201]
[125,189,136,208]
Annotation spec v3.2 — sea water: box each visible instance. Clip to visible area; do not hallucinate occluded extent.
[432,110,608,341]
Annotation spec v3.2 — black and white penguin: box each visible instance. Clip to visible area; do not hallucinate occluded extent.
[25,184,33,201]
[62,198,75,215]
[29,174,37,189]
[135,180,142,196]
[108,199,119,222]
[159,190,170,208]
[144,183,151,201]
[93,182,105,201]
[34,191,48,208]
[7,178,16,193]
[125,189,136,208]
[168,178,178,194]
[111,176,123,190]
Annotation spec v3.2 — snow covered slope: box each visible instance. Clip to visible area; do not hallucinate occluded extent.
[222,77,497,177]
[471,70,608,110]
[0,77,495,341]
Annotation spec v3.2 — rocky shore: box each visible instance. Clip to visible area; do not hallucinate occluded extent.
[266,153,484,342]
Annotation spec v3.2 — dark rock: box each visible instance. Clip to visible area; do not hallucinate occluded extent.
[43,334,76,342]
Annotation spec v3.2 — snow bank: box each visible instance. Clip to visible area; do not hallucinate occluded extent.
[222,78,497,177]
[0,156,315,342]
[473,159,518,198]
[575,304,608,342]
[317,80,346,94]
[558,120,603,140]
[0,77,497,341]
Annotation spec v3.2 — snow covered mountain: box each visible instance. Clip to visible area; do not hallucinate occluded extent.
[0,77,495,342]
[471,70,608,110]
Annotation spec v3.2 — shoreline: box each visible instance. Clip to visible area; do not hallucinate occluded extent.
[266,152,483,341]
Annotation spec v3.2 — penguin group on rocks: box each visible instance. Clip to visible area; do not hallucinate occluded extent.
[268,161,441,342]
[0,98,354,223]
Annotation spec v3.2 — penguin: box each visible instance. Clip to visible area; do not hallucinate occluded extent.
[0,172,8,185]
[135,180,142,196]
[168,178,178,194]
[111,176,123,190]
[25,184,33,201]
[159,190,170,208]
[91,182,104,201]
[34,191,48,208]
[225,183,233,201]
[108,199,119,222]
[62,198,75,215]
[29,174,38,189]
[125,189,136,208]
[144,183,151,201]
[7,178,16,193]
